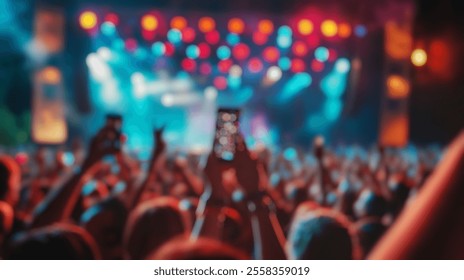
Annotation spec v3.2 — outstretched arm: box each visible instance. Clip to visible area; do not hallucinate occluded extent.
[29,126,120,229]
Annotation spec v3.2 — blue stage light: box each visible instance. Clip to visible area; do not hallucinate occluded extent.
[217,45,231,60]
[151,42,165,56]
[101,21,116,36]
[226,33,240,46]
[186,44,200,59]
[167,29,182,44]
[278,57,291,71]
[354,25,367,37]
[315,47,329,62]
[278,25,292,36]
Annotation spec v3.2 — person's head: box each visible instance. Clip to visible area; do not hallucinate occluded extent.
[80,197,128,259]
[287,209,358,260]
[354,189,388,219]
[0,155,21,207]
[123,197,185,259]
[7,224,100,259]
[149,237,249,260]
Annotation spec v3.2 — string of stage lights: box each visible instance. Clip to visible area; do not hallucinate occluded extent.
[77,9,366,152]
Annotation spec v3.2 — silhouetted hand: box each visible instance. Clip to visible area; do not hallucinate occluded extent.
[203,153,228,203]
[82,126,121,170]
[153,126,166,156]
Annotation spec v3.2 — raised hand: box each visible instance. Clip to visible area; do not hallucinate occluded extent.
[82,126,121,170]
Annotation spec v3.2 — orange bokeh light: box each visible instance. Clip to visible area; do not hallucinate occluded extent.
[258,19,274,34]
[198,17,215,33]
[338,23,352,38]
[387,75,410,98]
[42,67,61,84]
[171,16,187,30]
[228,18,245,34]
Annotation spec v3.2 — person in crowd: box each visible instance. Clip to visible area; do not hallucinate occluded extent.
[0,113,459,260]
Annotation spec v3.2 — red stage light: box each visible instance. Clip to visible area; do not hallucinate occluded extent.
[182,27,196,43]
[198,43,211,59]
[252,32,268,45]
[311,59,324,72]
[213,76,228,90]
[263,46,280,63]
[200,62,212,75]
[105,13,119,25]
[228,18,245,34]
[232,43,250,60]
[164,42,175,56]
[291,58,305,72]
[205,30,220,44]
[248,58,263,73]
[328,49,337,62]
[142,30,156,41]
[306,35,320,48]
[125,38,138,52]
[181,58,196,72]
[218,59,233,73]
[292,41,308,56]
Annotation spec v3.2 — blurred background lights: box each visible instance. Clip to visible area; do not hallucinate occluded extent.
[226,33,240,46]
[217,45,231,60]
[198,17,215,32]
[204,86,218,100]
[228,18,245,34]
[321,20,338,37]
[101,21,116,36]
[338,23,352,38]
[354,25,367,37]
[97,47,112,61]
[167,29,182,44]
[297,19,314,35]
[278,57,292,71]
[141,14,158,31]
[277,35,292,48]
[258,20,274,34]
[170,16,187,30]
[315,46,329,62]
[278,25,292,36]
[267,66,282,82]
[387,75,410,98]
[162,94,175,107]
[151,42,165,56]
[79,11,97,30]
[186,44,200,59]
[263,46,280,63]
[335,58,351,73]
[411,48,427,67]
[248,58,263,73]
[104,13,119,25]
[229,65,243,77]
